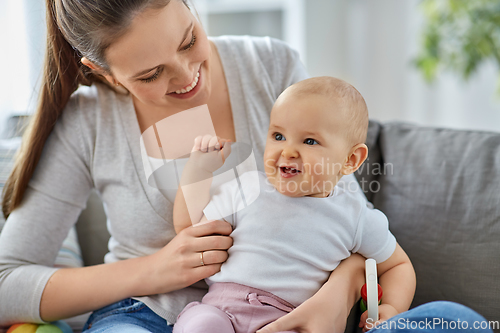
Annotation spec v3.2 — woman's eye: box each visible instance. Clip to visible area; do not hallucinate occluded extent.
[182,33,196,51]
[304,138,318,145]
[274,133,285,141]
[140,68,162,83]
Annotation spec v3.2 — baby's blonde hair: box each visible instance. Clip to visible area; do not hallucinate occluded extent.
[279,76,369,145]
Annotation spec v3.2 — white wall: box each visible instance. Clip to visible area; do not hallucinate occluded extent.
[198,0,500,132]
[305,0,500,132]
[0,0,45,138]
[2,0,499,134]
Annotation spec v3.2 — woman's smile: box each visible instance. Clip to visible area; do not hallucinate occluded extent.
[167,69,201,99]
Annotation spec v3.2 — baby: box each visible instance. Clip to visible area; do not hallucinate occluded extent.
[172,77,415,333]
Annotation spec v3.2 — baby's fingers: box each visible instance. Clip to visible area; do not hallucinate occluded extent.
[199,134,216,152]
[359,310,367,329]
[191,135,203,152]
[359,310,379,332]
[200,135,211,152]
[208,135,220,152]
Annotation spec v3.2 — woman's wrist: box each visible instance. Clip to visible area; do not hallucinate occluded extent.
[133,252,180,296]
[40,256,159,321]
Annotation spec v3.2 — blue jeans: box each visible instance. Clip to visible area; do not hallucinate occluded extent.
[82,299,492,332]
[368,301,493,332]
[82,298,173,333]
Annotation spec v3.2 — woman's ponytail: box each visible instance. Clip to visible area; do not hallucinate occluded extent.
[1,0,90,218]
[2,0,173,218]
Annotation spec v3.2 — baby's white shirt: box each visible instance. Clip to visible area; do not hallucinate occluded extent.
[204,171,396,306]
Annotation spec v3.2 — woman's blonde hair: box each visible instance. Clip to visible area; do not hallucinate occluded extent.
[2,0,183,218]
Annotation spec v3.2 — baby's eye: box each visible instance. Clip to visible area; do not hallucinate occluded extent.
[274,133,285,141]
[304,138,319,145]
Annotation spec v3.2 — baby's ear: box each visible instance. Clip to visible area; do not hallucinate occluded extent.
[341,143,368,175]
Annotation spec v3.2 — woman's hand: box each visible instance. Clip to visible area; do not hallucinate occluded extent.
[256,290,351,333]
[40,220,232,322]
[359,304,399,332]
[141,219,233,295]
[257,254,366,333]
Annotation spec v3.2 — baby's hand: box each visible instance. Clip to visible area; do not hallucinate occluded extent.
[189,135,231,173]
[359,304,399,332]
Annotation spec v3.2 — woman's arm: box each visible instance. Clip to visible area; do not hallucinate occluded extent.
[0,186,232,325]
[257,253,366,333]
[40,219,233,322]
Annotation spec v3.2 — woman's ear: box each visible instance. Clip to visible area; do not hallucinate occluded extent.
[81,57,116,86]
[341,143,368,175]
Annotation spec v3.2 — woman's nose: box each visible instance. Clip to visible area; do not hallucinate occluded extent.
[170,63,195,88]
[281,146,299,159]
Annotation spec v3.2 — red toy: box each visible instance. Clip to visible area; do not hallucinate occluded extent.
[360,283,383,312]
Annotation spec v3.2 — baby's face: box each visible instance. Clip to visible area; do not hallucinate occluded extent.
[264,94,352,198]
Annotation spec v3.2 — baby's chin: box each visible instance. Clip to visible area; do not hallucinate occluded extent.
[264,174,311,198]
[265,174,337,198]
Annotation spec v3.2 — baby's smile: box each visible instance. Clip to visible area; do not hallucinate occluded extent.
[279,166,302,178]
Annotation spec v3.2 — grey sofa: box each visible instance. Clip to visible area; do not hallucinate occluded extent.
[75,120,500,332]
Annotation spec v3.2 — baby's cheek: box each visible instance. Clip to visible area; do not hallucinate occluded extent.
[305,159,326,177]
[263,155,276,171]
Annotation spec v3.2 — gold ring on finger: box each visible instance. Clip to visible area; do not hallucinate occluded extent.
[200,252,205,266]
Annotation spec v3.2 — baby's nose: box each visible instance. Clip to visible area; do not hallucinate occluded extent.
[281,146,299,159]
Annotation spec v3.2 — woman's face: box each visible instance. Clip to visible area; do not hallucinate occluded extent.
[104,0,211,111]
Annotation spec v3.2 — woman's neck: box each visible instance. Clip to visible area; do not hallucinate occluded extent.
[206,41,236,142]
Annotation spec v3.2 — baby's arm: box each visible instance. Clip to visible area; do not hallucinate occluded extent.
[359,243,416,331]
[173,135,231,234]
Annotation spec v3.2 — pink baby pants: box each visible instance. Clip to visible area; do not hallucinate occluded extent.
[173,282,296,333]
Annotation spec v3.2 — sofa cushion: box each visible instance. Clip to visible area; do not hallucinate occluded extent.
[75,190,109,267]
[356,121,500,323]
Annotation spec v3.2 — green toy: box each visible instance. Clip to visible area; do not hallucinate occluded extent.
[7,321,72,333]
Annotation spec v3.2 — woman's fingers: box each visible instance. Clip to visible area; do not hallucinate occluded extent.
[179,220,233,266]
[193,250,229,267]
[256,312,301,333]
[188,219,233,237]
[193,263,223,279]
[192,235,233,252]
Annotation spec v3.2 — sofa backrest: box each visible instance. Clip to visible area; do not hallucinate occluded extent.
[356,121,500,324]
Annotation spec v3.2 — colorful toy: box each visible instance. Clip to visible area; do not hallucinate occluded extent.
[360,282,383,312]
[7,321,72,333]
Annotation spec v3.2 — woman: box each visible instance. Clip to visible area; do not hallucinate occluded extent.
[0,0,363,331]
[0,0,491,332]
